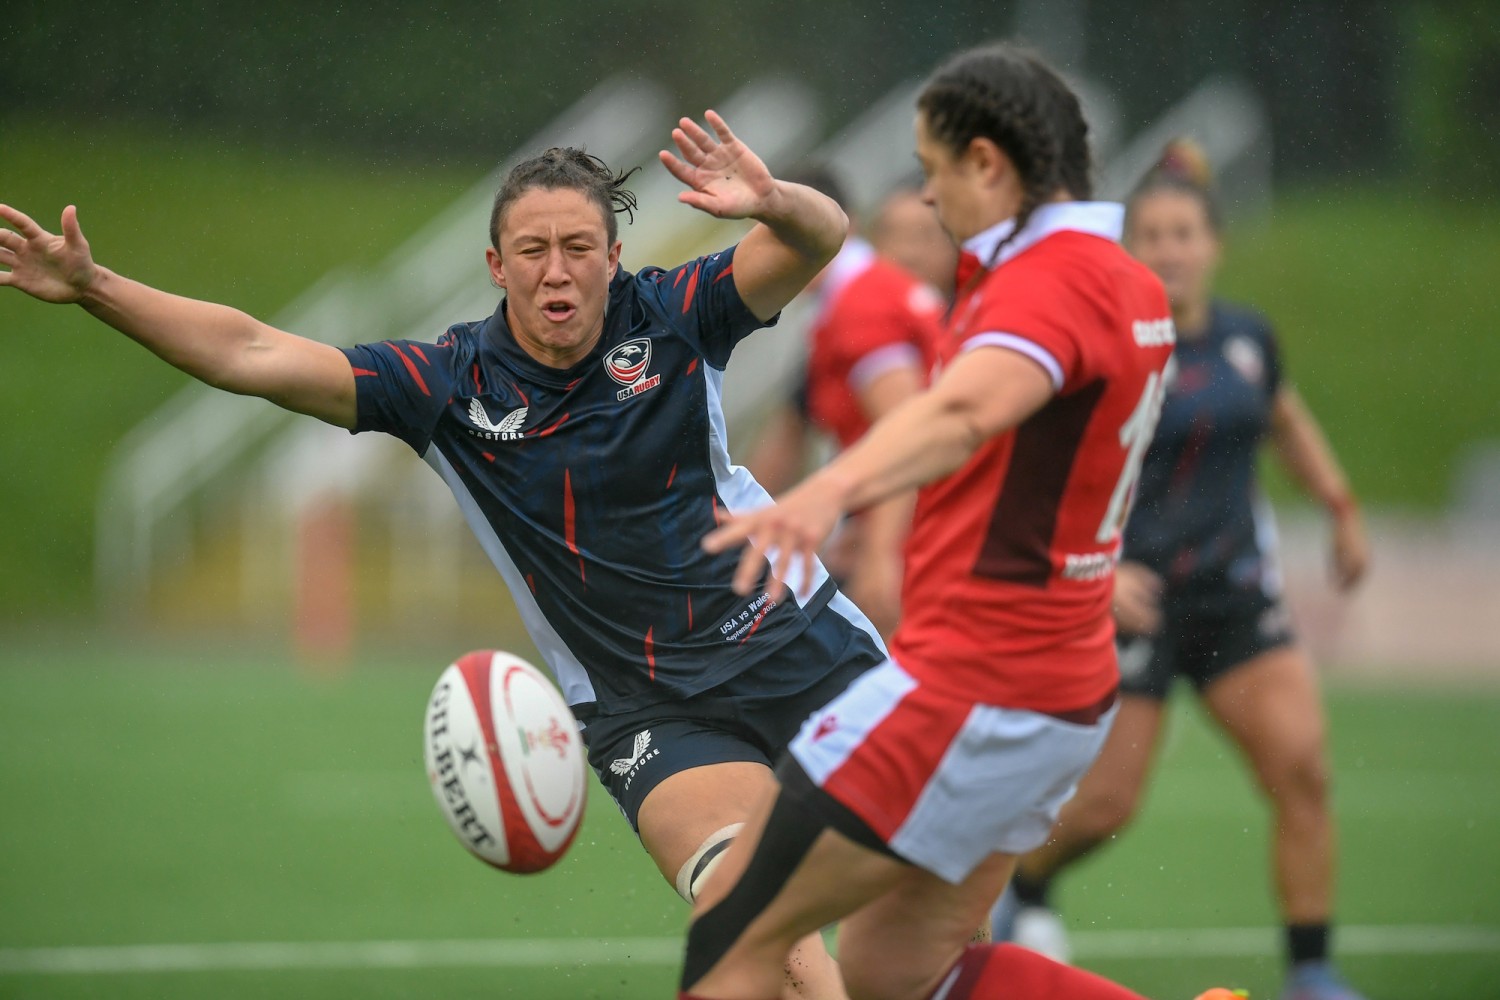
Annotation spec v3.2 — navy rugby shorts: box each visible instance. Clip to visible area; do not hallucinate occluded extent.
[578,605,883,830]
[1116,586,1295,700]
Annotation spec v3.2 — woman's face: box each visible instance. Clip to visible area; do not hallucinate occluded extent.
[914,112,1020,245]
[1125,189,1220,313]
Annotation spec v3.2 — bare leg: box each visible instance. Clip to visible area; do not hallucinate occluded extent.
[638,761,848,1000]
[1200,645,1336,924]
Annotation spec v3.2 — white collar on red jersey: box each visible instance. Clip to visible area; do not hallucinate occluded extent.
[819,236,877,303]
[962,201,1124,269]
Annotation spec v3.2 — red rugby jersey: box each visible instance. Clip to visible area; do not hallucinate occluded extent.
[805,239,945,450]
[889,203,1174,712]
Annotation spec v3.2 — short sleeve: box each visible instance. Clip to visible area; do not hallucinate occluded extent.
[836,279,944,394]
[964,268,1087,390]
[637,244,776,369]
[340,333,461,454]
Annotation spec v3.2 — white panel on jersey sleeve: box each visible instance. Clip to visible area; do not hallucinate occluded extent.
[704,367,830,608]
[961,332,1064,391]
[848,343,924,395]
[423,447,597,708]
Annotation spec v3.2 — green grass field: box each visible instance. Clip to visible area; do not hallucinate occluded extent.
[0,642,1496,999]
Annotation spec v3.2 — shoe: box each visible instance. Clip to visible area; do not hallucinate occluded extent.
[1011,905,1071,963]
[1280,961,1368,1000]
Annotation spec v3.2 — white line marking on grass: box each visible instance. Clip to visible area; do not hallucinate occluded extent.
[1,926,1495,975]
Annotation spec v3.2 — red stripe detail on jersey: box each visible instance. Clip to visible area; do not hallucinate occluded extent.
[408,344,431,365]
[563,470,578,556]
[681,261,703,314]
[644,626,656,682]
[974,381,1105,586]
[510,380,530,407]
[389,344,431,397]
[686,594,693,630]
[472,364,483,393]
[539,413,570,437]
[711,496,722,527]
[666,464,677,490]
[526,574,536,595]
[685,358,698,377]
[564,469,584,584]
[1168,419,1213,500]
[352,368,378,378]
[482,452,495,463]
[713,263,734,284]
[566,378,581,391]
[738,600,773,645]
[673,266,688,288]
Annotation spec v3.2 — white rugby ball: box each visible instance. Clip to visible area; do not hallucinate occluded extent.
[423,650,587,873]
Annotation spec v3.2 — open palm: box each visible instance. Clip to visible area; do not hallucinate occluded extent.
[0,204,97,304]
[659,110,778,221]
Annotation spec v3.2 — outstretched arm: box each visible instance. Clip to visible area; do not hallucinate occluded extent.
[659,111,847,321]
[1268,385,1369,590]
[704,347,1055,598]
[0,204,356,429]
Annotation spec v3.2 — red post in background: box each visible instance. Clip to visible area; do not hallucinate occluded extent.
[294,495,355,672]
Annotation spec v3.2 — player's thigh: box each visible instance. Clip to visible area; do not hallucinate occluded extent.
[1200,643,1329,793]
[839,853,1017,1000]
[637,759,779,884]
[1066,693,1167,820]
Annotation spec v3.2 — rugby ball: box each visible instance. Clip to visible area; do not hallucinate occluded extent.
[423,650,587,873]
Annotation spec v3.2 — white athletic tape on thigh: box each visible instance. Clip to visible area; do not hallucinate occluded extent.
[674,823,744,903]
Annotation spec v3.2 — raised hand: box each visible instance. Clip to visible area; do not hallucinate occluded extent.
[0,205,98,304]
[659,110,780,221]
[702,474,848,601]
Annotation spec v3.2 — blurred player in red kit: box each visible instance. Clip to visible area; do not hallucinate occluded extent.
[746,173,951,637]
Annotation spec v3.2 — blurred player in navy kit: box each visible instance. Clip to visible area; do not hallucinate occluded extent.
[0,112,882,1000]
[997,141,1372,1000]
[745,178,953,637]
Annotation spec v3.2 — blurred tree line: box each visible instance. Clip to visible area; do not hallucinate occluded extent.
[5,0,1494,186]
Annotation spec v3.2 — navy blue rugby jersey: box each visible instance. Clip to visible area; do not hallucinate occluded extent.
[342,245,877,714]
[1121,300,1285,599]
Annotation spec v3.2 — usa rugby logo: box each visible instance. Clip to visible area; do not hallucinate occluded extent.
[603,338,662,401]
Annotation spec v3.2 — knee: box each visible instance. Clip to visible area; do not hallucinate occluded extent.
[1259,742,1331,811]
[1059,785,1140,844]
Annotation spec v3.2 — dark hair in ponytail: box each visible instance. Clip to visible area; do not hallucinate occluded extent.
[917,43,1093,262]
[1126,138,1222,233]
[490,147,639,249]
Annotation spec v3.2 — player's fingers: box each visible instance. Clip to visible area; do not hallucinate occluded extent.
[731,541,768,596]
[0,245,17,264]
[677,116,717,153]
[0,204,45,238]
[61,205,84,244]
[671,127,706,165]
[0,228,22,252]
[703,109,738,147]
[677,190,723,217]
[658,149,698,186]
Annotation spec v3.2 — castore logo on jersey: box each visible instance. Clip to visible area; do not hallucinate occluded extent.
[603,338,663,402]
[466,399,529,440]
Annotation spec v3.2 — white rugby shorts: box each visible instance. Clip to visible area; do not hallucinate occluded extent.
[789,657,1116,884]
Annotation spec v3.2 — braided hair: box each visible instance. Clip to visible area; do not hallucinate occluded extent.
[489,147,639,249]
[1126,138,1221,234]
[917,43,1093,264]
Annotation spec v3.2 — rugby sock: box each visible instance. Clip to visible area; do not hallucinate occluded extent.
[1012,869,1053,909]
[928,943,1148,999]
[1286,922,1330,965]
